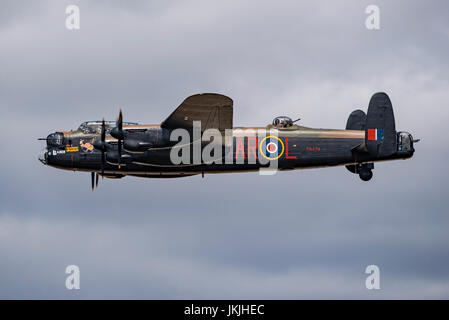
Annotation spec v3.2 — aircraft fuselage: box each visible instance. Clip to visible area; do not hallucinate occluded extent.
[40,125,414,178]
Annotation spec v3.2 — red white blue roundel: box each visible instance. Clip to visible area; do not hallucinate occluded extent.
[259,136,285,160]
[266,142,278,153]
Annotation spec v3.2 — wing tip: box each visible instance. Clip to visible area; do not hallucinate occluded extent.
[185,93,233,105]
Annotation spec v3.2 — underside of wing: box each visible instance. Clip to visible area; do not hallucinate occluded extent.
[161,93,233,132]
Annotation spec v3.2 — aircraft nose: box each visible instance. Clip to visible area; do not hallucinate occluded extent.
[38,148,47,165]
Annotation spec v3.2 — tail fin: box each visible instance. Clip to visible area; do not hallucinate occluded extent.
[346,109,367,130]
[365,92,396,157]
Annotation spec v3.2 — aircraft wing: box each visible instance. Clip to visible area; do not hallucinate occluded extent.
[161,93,233,132]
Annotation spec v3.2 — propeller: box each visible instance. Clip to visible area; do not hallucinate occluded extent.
[92,111,125,189]
[100,118,106,176]
[91,172,95,191]
[91,172,100,191]
[110,110,124,169]
[117,110,122,169]
[93,118,107,177]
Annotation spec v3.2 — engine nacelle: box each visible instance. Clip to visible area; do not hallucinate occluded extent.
[124,139,153,152]
[106,151,133,165]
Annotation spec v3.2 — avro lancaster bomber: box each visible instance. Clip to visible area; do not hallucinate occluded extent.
[39,92,417,189]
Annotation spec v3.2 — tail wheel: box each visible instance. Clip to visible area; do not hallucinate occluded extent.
[359,167,373,181]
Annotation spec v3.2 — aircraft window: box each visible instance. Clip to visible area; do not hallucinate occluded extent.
[398,131,412,152]
[78,121,138,134]
[46,132,64,147]
[87,125,98,134]
[272,116,293,128]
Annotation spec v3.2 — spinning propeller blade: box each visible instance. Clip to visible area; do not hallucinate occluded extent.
[93,118,108,187]
[117,109,123,169]
[101,118,106,176]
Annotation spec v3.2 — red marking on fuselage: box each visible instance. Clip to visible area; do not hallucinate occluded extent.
[247,136,258,159]
[285,137,297,159]
[235,137,246,159]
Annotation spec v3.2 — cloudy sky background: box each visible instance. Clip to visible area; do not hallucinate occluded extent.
[0,0,448,298]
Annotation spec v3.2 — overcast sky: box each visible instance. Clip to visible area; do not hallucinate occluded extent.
[0,0,448,299]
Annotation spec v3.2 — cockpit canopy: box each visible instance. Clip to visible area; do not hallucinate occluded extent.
[46,132,64,147]
[77,121,138,134]
[272,116,294,128]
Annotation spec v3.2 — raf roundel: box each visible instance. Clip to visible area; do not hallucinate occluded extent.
[266,142,278,153]
[259,136,285,160]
